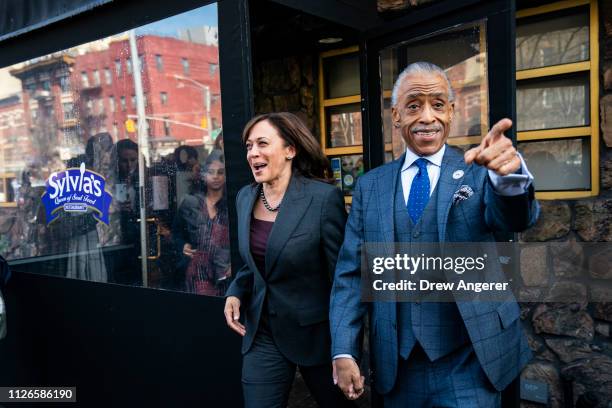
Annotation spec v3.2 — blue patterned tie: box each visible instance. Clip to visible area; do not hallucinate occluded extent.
[407,158,430,224]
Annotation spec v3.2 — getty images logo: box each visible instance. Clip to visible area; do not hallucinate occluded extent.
[41,162,113,225]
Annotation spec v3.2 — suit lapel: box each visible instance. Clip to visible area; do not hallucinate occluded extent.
[436,146,468,242]
[265,175,312,276]
[377,155,404,243]
[239,184,260,276]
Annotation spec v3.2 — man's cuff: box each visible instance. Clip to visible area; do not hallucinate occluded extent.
[488,152,534,196]
[333,354,356,361]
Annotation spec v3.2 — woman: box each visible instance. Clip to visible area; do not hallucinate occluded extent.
[224,112,353,407]
[173,151,230,296]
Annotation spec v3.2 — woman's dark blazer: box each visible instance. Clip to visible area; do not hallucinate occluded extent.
[226,174,347,366]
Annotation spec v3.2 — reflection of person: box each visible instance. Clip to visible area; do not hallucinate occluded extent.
[173,151,230,296]
[224,112,354,407]
[174,145,200,207]
[330,62,539,406]
[109,139,142,285]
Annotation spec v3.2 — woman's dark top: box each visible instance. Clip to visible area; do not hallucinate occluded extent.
[250,217,274,276]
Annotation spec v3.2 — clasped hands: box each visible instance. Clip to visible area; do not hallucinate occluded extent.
[464,118,521,175]
[333,357,365,400]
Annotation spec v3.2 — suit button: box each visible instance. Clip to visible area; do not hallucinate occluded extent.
[413,231,420,238]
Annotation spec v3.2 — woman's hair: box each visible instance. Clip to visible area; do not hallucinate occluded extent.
[174,145,199,171]
[241,112,331,181]
[197,150,227,212]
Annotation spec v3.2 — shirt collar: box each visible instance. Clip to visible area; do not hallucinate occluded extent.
[401,144,446,172]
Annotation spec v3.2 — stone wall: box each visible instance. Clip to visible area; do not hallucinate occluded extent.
[517,3,612,407]
[252,55,318,136]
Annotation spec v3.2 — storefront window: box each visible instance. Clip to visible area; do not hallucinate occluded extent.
[515,1,598,199]
[517,74,588,131]
[380,21,489,161]
[516,7,589,71]
[0,3,229,296]
[518,137,590,191]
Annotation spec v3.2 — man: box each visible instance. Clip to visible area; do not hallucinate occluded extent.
[329,62,538,407]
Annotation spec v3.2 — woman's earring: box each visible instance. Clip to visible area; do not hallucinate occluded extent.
[286,156,293,160]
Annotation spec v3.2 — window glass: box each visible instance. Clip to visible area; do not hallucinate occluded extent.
[516,7,589,71]
[104,68,112,85]
[380,21,488,162]
[330,154,364,196]
[0,3,227,296]
[516,74,588,131]
[518,138,590,191]
[323,53,360,99]
[326,103,362,148]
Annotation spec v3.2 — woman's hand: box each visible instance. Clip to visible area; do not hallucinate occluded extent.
[224,296,246,336]
[183,243,196,258]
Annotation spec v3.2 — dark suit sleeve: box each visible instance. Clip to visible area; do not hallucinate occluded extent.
[226,187,254,301]
[320,187,347,280]
[484,179,540,233]
[329,178,368,360]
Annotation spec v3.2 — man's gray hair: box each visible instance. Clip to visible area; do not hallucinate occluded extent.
[391,61,455,106]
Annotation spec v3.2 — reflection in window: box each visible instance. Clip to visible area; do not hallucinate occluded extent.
[326,104,362,148]
[323,53,360,99]
[380,21,488,162]
[330,154,364,196]
[209,63,218,75]
[63,102,75,120]
[181,58,190,76]
[81,71,89,87]
[60,75,71,93]
[516,74,588,131]
[516,7,589,71]
[518,138,590,190]
[0,3,226,295]
[104,68,112,85]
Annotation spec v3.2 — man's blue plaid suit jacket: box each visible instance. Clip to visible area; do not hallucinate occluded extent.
[329,145,539,395]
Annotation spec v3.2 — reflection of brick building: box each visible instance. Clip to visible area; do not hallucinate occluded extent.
[0,94,29,203]
[9,35,221,161]
[0,94,30,173]
[72,35,222,154]
[9,55,76,160]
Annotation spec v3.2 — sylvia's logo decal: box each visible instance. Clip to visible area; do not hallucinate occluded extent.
[41,163,113,225]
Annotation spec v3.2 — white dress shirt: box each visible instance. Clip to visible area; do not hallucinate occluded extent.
[401,145,534,204]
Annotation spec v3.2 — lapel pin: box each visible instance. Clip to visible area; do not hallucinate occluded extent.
[452,170,464,180]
